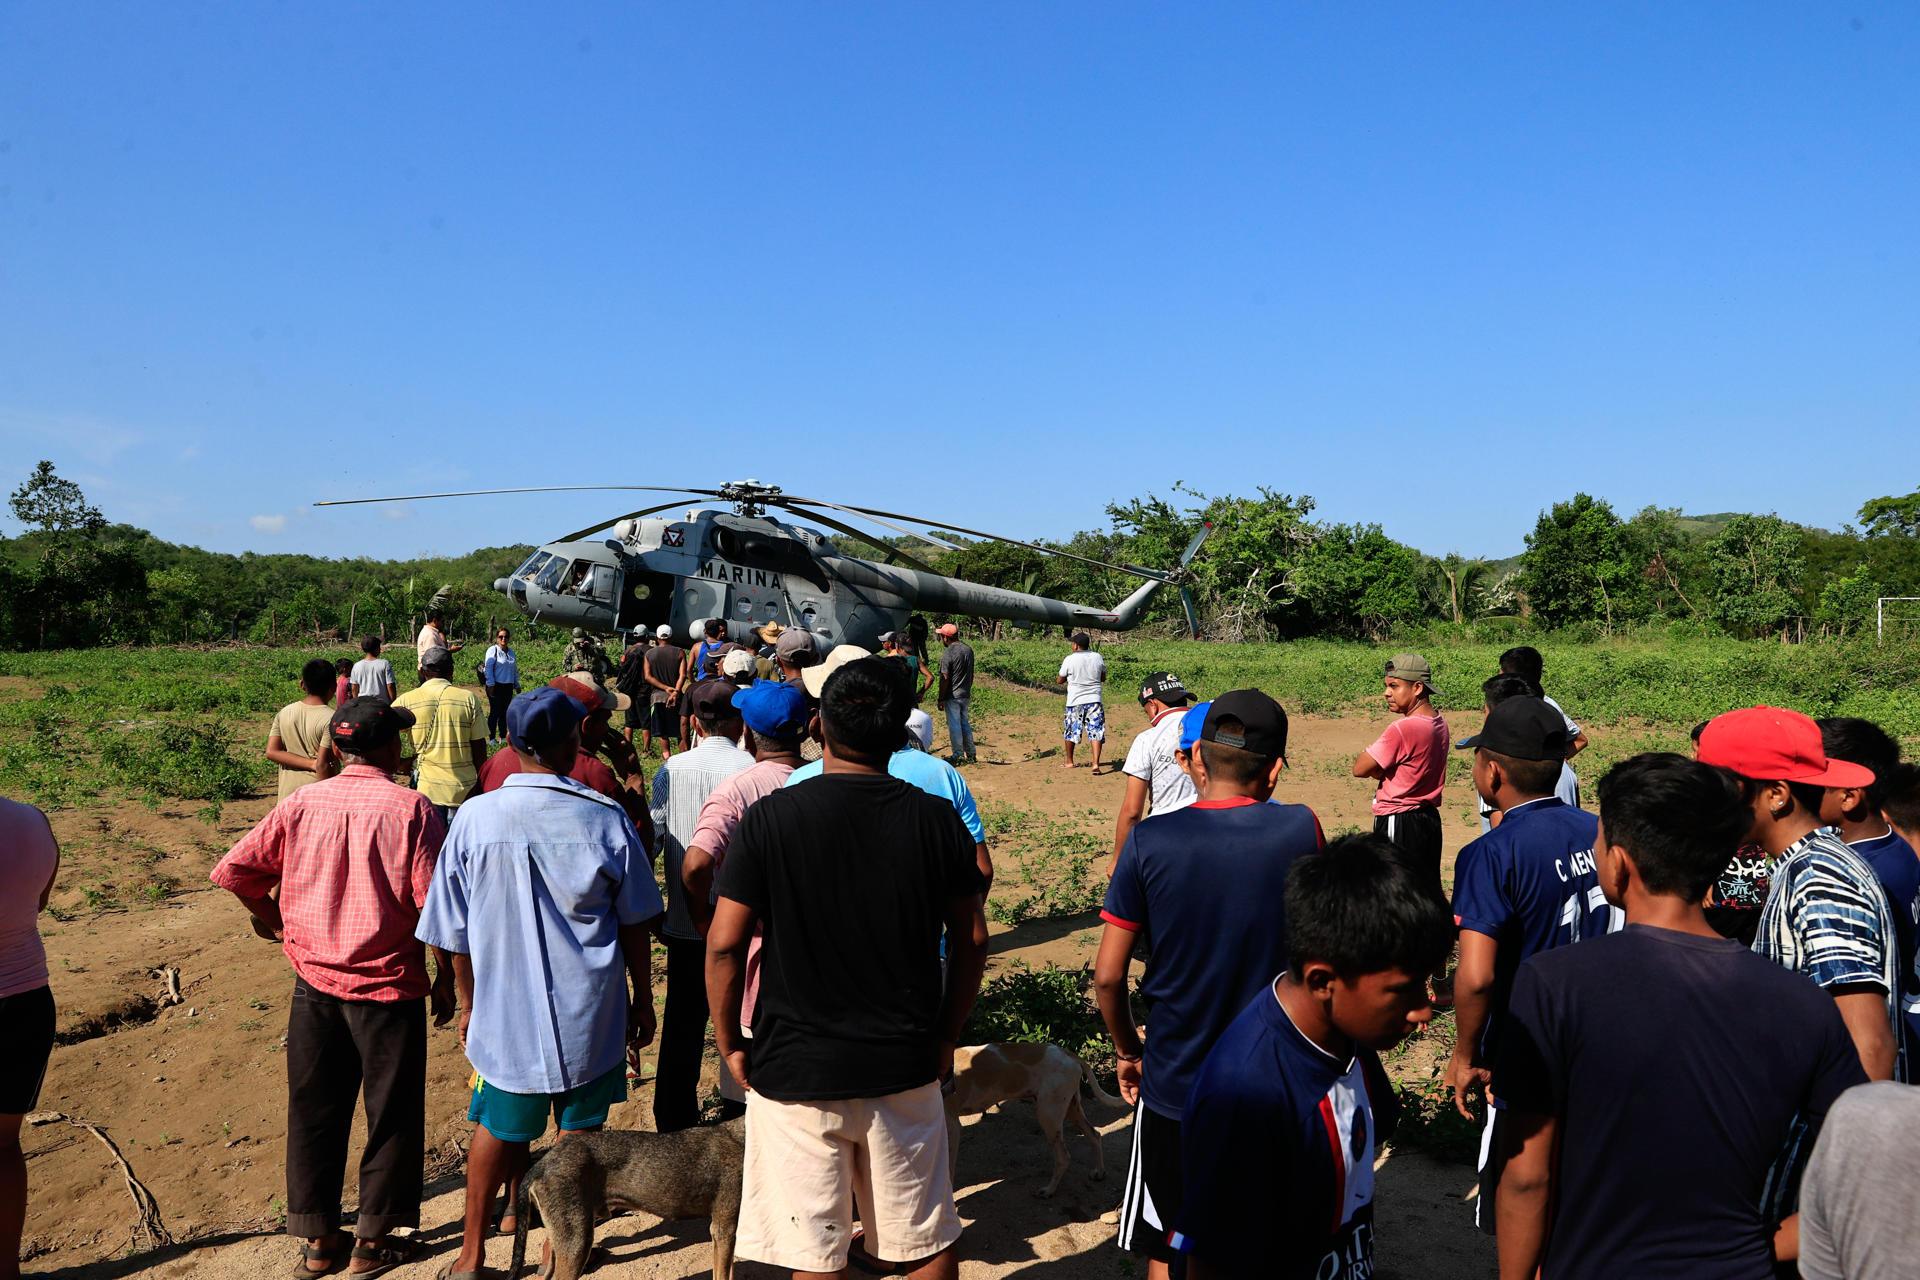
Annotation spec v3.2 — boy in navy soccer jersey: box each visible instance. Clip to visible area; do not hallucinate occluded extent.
[1095,690,1325,1280]
[1173,835,1452,1280]
[1496,755,1866,1279]
[1444,695,1617,1234]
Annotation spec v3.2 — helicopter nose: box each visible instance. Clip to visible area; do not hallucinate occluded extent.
[492,577,510,595]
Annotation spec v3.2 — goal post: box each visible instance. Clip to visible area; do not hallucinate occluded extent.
[1877,598,1920,642]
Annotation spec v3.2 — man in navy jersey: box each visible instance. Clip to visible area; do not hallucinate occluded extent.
[1095,690,1325,1280]
[1496,755,1866,1279]
[1173,835,1451,1279]
[1819,717,1920,1063]
[1444,696,1615,1234]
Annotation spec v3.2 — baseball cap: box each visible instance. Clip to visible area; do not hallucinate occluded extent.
[936,622,959,640]
[802,644,872,698]
[876,630,899,646]
[905,708,935,751]
[733,680,812,739]
[1198,689,1289,759]
[1455,697,1570,761]
[1138,671,1190,707]
[507,686,585,752]
[329,697,415,752]
[688,679,740,721]
[656,624,673,639]
[1384,653,1440,697]
[721,649,757,682]
[1178,700,1212,754]
[549,674,629,715]
[775,629,818,663]
[419,645,453,670]
[1698,706,1875,788]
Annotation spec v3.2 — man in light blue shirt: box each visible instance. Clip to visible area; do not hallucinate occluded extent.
[418,686,662,1277]
[787,684,992,891]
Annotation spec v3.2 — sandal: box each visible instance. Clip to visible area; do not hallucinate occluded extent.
[291,1232,352,1277]
[347,1237,422,1278]
[434,1269,488,1280]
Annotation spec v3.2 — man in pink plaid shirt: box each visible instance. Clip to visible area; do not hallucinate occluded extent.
[212,697,452,1278]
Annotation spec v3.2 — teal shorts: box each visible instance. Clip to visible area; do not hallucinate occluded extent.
[467,1065,627,1142]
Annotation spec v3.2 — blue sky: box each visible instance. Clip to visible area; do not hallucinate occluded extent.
[2,5,1915,562]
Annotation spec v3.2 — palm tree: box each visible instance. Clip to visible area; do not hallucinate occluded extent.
[1439,555,1490,624]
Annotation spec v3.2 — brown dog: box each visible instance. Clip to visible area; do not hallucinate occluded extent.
[945,1042,1125,1197]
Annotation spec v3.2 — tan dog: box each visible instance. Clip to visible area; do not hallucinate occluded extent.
[946,1042,1125,1197]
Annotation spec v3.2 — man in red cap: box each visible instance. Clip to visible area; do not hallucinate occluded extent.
[1696,705,1902,1260]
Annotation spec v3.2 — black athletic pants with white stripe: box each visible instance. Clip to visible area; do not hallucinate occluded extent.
[1374,805,1446,909]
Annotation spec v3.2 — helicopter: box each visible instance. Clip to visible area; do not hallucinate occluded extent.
[315,480,1211,652]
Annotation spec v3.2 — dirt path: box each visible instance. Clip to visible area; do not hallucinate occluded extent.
[22,677,1495,1279]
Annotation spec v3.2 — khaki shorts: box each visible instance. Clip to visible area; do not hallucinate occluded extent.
[736,1082,962,1272]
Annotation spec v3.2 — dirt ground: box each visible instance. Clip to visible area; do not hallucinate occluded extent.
[19,677,1495,1279]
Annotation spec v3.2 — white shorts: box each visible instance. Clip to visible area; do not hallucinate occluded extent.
[736,1082,962,1272]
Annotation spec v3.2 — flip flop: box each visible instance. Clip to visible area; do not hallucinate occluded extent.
[434,1269,488,1280]
[290,1232,351,1277]
[347,1237,422,1278]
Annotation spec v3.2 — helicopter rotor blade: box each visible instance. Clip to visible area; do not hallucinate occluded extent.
[775,505,938,573]
[552,500,703,545]
[313,485,728,508]
[779,500,963,552]
[781,496,1173,582]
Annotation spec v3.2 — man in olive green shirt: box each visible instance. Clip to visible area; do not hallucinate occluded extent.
[267,658,342,804]
[394,647,487,824]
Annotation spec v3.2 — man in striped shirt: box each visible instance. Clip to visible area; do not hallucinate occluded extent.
[211,697,451,1278]
[1697,706,1901,1252]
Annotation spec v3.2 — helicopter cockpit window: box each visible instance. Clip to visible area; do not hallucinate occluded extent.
[533,556,570,593]
[516,550,552,581]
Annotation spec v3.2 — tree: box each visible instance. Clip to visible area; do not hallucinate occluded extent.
[1705,514,1805,637]
[1621,505,1700,619]
[1859,486,1920,540]
[9,460,104,536]
[1435,554,1490,624]
[1293,523,1432,639]
[1517,494,1635,629]
[1815,565,1881,638]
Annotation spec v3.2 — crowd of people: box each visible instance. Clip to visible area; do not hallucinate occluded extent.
[8,619,1920,1279]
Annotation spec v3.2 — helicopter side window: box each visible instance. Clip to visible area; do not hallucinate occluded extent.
[576,564,614,601]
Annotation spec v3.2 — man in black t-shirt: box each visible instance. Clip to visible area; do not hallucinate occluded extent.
[708,658,989,1279]
[1494,754,1867,1280]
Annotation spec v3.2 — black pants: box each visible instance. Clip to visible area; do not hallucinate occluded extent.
[485,684,514,740]
[654,936,710,1132]
[1375,805,1446,909]
[285,977,426,1240]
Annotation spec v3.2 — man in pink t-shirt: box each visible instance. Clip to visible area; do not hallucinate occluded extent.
[1352,653,1450,908]
[681,681,811,1119]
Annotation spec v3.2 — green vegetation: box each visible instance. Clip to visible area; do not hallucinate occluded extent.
[962,963,1115,1086]
[10,461,1920,651]
[979,803,1108,927]
[976,632,1920,739]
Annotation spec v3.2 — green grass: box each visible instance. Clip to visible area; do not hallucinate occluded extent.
[976,631,1920,739]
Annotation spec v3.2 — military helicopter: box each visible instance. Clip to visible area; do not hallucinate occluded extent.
[315,479,1211,652]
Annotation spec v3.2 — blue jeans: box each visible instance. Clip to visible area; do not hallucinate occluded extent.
[944,697,974,759]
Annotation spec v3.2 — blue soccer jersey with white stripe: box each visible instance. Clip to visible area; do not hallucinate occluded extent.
[1174,979,1383,1278]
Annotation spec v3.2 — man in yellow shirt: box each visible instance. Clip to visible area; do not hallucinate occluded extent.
[395,646,487,825]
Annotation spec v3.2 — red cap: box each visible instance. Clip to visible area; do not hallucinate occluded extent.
[1697,706,1875,789]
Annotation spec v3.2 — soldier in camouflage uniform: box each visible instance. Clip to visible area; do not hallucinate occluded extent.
[561,627,614,683]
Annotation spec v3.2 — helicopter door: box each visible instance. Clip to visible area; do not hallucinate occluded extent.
[616,568,675,633]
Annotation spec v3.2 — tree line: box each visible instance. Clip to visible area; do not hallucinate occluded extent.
[4,460,1919,650]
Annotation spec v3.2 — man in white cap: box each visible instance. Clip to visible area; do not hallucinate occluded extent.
[642,624,686,759]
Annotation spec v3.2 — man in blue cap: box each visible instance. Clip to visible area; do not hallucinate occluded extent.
[417,686,664,1278]
[681,680,814,1119]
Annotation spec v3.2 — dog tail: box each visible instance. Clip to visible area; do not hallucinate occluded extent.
[1082,1056,1126,1109]
[508,1165,534,1278]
